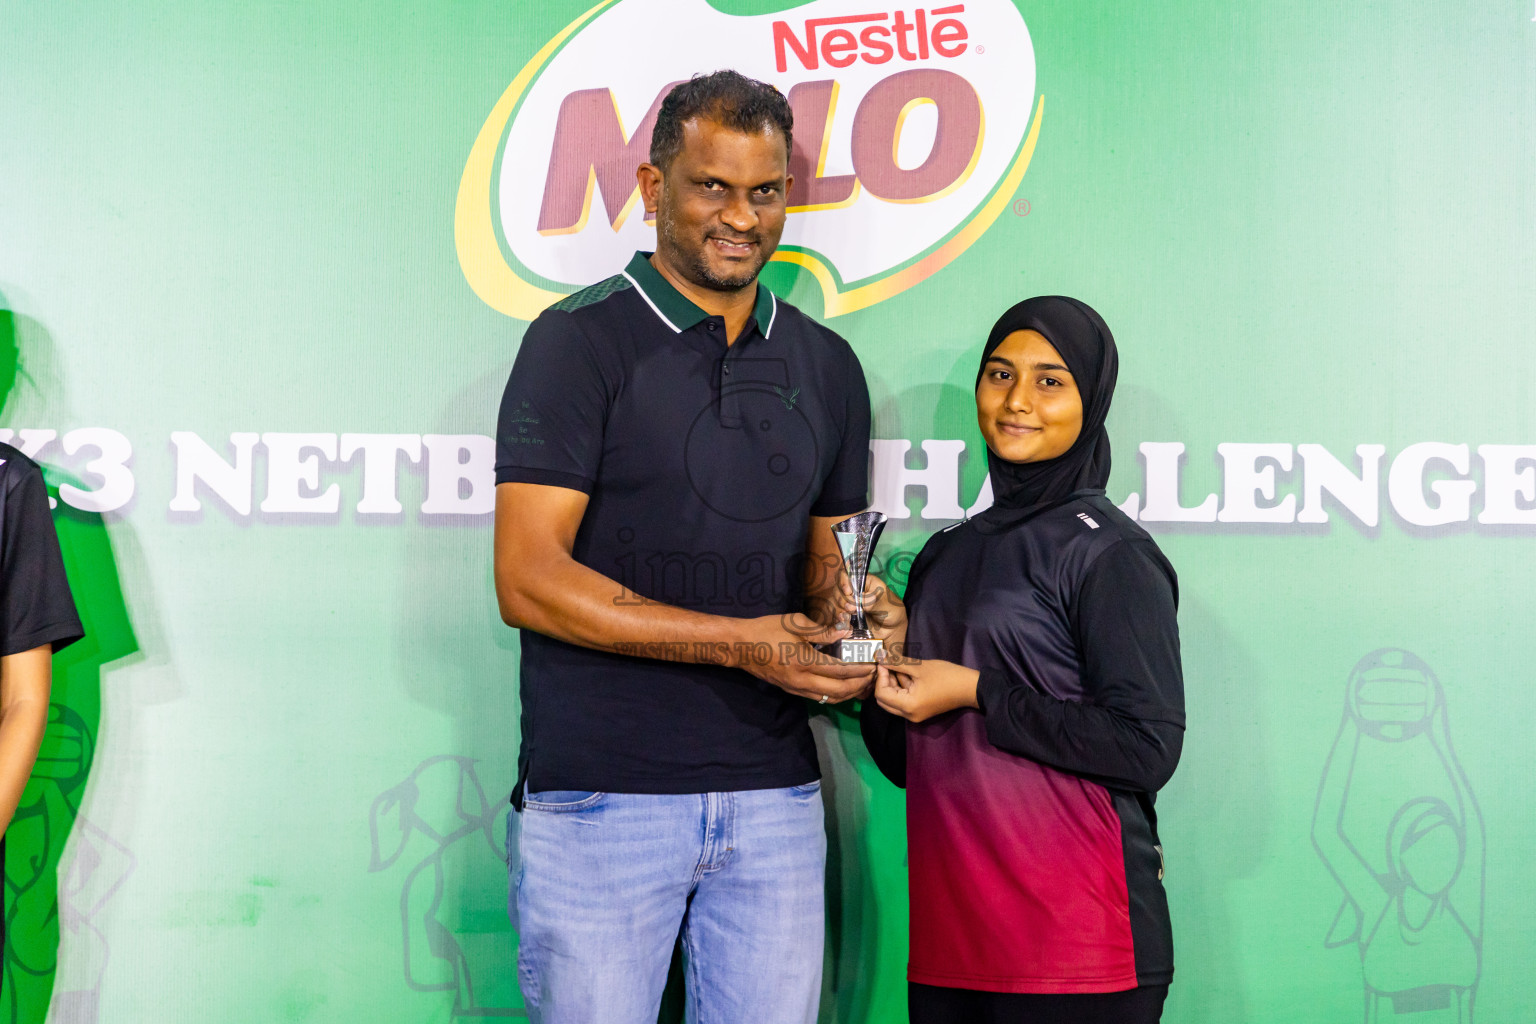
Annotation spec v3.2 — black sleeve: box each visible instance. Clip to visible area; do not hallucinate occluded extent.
[855,531,945,790]
[0,461,84,656]
[494,312,611,493]
[809,341,871,517]
[859,698,906,788]
[975,538,1185,793]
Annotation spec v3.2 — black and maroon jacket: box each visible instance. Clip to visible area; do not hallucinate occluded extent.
[862,490,1184,994]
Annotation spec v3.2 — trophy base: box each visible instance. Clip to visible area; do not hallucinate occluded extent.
[818,637,883,664]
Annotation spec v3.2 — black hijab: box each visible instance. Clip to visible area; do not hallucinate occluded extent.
[975,295,1118,515]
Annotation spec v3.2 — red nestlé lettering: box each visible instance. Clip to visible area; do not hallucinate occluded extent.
[773,5,970,72]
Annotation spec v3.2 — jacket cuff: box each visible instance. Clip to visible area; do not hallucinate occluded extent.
[974,666,1009,716]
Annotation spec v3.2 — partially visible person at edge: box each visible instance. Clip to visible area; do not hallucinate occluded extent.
[493,71,881,1023]
[0,442,85,981]
[861,297,1184,1024]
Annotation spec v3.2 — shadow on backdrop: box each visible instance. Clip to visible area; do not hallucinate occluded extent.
[386,366,522,1019]
[1,302,139,1024]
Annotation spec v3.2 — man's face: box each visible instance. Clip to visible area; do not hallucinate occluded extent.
[648,117,793,292]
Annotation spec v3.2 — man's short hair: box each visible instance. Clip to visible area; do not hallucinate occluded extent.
[649,70,794,171]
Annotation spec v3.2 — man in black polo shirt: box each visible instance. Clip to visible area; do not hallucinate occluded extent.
[494,71,873,1023]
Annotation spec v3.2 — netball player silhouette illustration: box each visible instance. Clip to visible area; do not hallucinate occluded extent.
[369,756,518,1017]
[1313,649,1483,1022]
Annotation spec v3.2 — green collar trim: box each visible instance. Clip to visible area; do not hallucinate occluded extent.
[623,252,778,338]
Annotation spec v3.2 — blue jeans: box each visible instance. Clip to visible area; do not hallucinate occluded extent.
[512,784,826,1024]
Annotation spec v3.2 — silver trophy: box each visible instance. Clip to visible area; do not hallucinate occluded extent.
[819,510,888,663]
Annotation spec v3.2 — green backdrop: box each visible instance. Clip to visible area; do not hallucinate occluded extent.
[2,1,1531,1021]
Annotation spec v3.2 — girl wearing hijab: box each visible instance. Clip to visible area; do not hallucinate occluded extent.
[861,296,1184,1024]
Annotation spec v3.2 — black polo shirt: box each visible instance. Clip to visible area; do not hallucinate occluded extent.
[0,443,85,970]
[495,251,871,802]
[0,443,83,658]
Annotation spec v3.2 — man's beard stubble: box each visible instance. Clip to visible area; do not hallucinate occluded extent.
[658,209,768,292]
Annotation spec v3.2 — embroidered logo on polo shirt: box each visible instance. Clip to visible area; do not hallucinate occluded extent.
[506,400,546,446]
[772,386,801,411]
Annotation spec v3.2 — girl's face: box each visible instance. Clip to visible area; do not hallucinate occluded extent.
[976,329,1084,464]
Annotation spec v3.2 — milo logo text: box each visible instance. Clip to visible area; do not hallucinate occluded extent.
[539,67,982,234]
